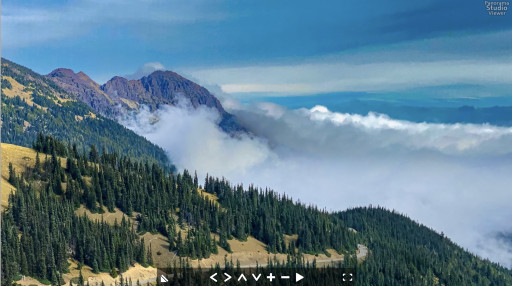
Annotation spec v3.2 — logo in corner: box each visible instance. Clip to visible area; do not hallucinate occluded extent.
[485,1,509,15]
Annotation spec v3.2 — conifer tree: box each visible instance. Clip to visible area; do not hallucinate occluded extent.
[8,162,16,185]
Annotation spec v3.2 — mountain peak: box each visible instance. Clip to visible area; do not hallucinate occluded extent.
[48,68,76,77]
[101,70,244,133]
[110,75,129,81]
[48,69,97,87]
[76,71,89,78]
[47,67,244,133]
[103,69,225,112]
[146,69,182,78]
[46,69,122,116]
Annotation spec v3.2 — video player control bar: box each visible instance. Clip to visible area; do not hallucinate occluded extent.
[157,267,356,285]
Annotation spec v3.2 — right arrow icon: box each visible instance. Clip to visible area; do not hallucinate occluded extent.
[224,273,232,282]
[296,273,304,282]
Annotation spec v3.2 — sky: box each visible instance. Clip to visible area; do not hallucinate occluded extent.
[3,0,512,98]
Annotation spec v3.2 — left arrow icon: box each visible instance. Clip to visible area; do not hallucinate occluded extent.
[210,273,218,282]
[224,273,232,282]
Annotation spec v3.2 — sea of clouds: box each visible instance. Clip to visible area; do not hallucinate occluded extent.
[120,98,512,268]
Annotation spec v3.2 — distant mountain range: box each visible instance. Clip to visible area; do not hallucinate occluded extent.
[258,92,512,126]
[324,99,512,126]
[47,68,243,133]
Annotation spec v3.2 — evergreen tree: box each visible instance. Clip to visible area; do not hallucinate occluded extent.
[8,162,16,185]
[89,144,99,163]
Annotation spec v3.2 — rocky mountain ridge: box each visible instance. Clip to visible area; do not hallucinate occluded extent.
[47,68,243,133]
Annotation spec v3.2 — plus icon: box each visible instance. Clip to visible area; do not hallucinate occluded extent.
[267,273,276,282]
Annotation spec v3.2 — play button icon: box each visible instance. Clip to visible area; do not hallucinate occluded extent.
[296,273,304,282]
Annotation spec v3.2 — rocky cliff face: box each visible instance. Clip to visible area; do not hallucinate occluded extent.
[47,68,130,117]
[102,71,226,113]
[47,69,243,133]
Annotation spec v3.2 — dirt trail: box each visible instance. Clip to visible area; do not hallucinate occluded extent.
[356,244,368,261]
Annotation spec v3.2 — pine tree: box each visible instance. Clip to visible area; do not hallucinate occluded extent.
[147,244,153,266]
[78,271,84,286]
[8,162,16,185]
[167,224,176,250]
[92,259,99,274]
[89,144,99,163]
[34,152,41,176]
[110,268,118,278]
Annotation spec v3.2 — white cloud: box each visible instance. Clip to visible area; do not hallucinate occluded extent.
[303,105,512,155]
[120,104,272,175]
[120,99,512,267]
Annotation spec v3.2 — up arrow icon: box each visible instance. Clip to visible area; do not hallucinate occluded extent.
[238,274,247,281]
[296,273,304,282]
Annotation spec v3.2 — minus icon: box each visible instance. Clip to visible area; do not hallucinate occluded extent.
[281,276,290,279]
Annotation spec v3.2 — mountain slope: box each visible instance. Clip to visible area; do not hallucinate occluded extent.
[337,207,512,285]
[1,58,171,167]
[1,137,360,285]
[47,69,243,133]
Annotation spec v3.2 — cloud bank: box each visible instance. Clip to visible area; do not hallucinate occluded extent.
[190,58,512,95]
[120,100,512,268]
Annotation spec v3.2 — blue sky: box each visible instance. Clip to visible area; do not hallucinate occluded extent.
[3,0,512,98]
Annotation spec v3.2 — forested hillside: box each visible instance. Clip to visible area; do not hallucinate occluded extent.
[1,58,170,168]
[1,136,358,285]
[338,207,512,285]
